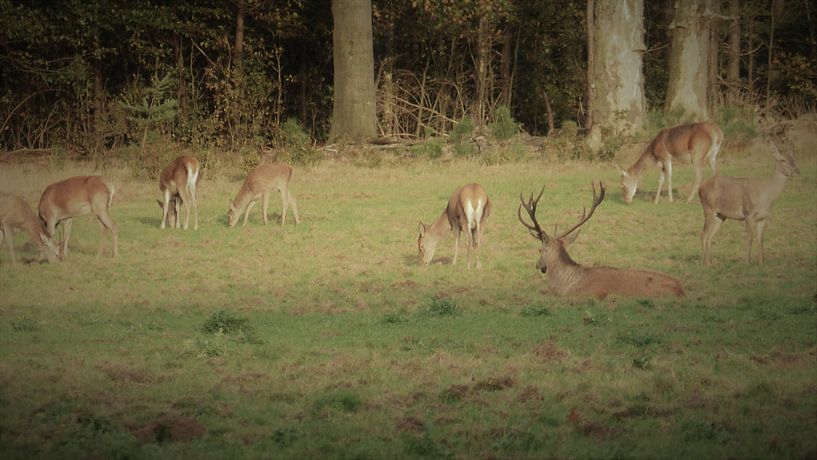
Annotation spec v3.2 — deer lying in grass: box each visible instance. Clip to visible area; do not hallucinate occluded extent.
[159,155,200,230]
[418,183,491,269]
[0,192,59,263]
[227,163,300,227]
[699,143,799,265]
[38,176,118,259]
[619,121,723,204]
[518,182,684,298]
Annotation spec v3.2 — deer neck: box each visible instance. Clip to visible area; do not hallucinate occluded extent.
[231,186,254,214]
[428,210,452,238]
[627,150,654,178]
[546,242,583,295]
[763,167,790,201]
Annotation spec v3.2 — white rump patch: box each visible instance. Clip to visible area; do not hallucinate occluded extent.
[465,199,483,230]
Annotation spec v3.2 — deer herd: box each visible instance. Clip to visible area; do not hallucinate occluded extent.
[1,123,801,300]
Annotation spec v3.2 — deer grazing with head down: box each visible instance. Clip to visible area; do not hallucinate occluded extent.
[518,182,684,298]
[699,141,799,265]
[619,121,723,204]
[1,192,59,264]
[38,175,118,259]
[227,162,300,227]
[418,183,490,269]
[159,155,200,230]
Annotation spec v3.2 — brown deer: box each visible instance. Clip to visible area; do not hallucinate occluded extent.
[1,192,59,263]
[518,182,684,298]
[418,183,491,269]
[619,121,723,204]
[38,176,118,259]
[159,155,200,230]
[699,142,799,265]
[227,163,300,227]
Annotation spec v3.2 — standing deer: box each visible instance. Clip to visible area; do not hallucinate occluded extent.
[227,163,300,227]
[38,176,118,259]
[518,182,684,298]
[0,192,59,264]
[699,143,799,265]
[619,121,723,204]
[418,183,491,269]
[159,155,200,230]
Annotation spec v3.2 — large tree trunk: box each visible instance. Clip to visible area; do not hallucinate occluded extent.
[585,0,595,131]
[665,0,712,121]
[727,0,741,104]
[499,27,513,107]
[329,0,377,143]
[590,0,647,135]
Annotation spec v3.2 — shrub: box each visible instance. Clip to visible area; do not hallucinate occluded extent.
[489,105,521,141]
[422,297,460,318]
[450,117,476,157]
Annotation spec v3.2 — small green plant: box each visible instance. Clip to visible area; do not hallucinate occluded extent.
[201,309,251,334]
[488,106,521,141]
[410,139,445,160]
[450,117,476,157]
[422,297,460,318]
[519,305,551,317]
[313,391,362,413]
[381,311,409,325]
[617,332,662,348]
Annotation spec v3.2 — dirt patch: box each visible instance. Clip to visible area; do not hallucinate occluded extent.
[396,415,425,433]
[128,413,206,444]
[474,376,515,392]
[441,384,470,402]
[517,385,544,403]
[533,341,568,363]
[97,364,156,384]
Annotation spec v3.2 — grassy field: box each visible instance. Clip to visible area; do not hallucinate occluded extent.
[1,146,816,459]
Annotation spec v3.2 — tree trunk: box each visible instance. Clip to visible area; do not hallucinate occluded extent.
[727,0,741,104]
[329,0,377,143]
[585,0,595,131]
[500,27,513,107]
[590,0,647,135]
[708,0,720,112]
[234,0,245,71]
[475,14,491,131]
[665,0,712,121]
[765,0,777,111]
[174,34,188,119]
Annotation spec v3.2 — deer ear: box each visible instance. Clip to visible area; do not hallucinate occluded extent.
[157,200,164,209]
[563,229,581,245]
[418,221,427,235]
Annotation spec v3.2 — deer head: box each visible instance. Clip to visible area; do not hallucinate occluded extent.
[769,141,800,178]
[518,182,606,273]
[417,221,439,266]
[226,199,240,227]
[618,165,638,204]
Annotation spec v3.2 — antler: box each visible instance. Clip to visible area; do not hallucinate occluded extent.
[554,182,606,239]
[517,185,549,243]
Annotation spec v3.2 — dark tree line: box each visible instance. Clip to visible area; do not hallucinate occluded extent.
[0,0,813,155]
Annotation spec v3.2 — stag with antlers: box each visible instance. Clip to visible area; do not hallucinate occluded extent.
[518,182,684,299]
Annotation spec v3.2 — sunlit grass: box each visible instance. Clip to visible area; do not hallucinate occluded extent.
[1,149,816,458]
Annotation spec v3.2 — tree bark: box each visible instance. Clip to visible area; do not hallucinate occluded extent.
[500,27,513,107]
[765,0,776,111]
[727,0,741,104]
[329,0,377,142]
[585,0,595,131]
[590,0,647,135]
[708,0,721,111]
[665,0,712,121]
[174,33,188,119]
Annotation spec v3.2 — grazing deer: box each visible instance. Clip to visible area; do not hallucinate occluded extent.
[699,142,799,265]
[619,121,723,204]
[418,183,491,269]
[227,163,300,227]
[518,182,684,298]
[156,197,180,228]
[38,176,118,259]
[159,155,200,230]
[0,192,59,264]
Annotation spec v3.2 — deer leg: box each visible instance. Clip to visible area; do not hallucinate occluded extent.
[262,192,270,226]
[757,220,768,265]
[243,201,256,227]
[654,165,666,203]
[280,188,288,225]
[452,229,460,265]
[701,212,723,266]
[744,218,755,263]
[61,219,72,259]
[687,157,703,204]
[96,221,106,258]
[288,191,300,224]
[666,158,674,203]
[161,190,171,229]
[183,193,191,231]
[2,224,16,264]
[95,209,118,258]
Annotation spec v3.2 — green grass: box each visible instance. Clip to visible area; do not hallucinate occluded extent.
[1,150,816,459]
